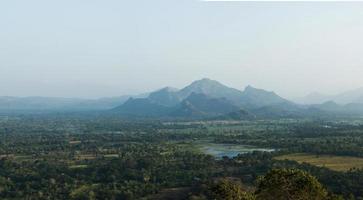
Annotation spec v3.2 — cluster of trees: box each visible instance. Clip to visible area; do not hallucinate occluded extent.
[0,142,217,199]
[190,169,342,200]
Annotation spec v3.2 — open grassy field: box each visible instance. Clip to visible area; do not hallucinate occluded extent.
[275,153,363,172]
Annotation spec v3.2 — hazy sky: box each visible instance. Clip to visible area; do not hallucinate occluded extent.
[1,1,363,99]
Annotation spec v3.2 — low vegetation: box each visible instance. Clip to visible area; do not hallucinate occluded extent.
[275,153,363,172]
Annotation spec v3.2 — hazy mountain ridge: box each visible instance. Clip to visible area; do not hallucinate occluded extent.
[3,78,363,119]
[0,94,146,112]
[311,101,363,115]
[295,88,363,117]
[297,87,363,105]
[114,78,302,119]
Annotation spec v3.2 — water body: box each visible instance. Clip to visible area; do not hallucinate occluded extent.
[200,143,274,159]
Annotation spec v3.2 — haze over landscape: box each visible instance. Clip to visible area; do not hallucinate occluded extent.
[1,1,363,99]
[4,1,363,200]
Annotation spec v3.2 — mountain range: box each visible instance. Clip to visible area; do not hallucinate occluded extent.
[112,78,300,119]
[113,78,363,119]
[2,78,363,119]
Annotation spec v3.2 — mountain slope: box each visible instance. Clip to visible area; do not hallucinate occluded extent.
[177,78,244,105]
[251,102,309,118]
[333,87,363,104]
[169,93,240,118]
[148,87,181,107]
[112,98,170,116]
[294,92,331,105]
[215,109,255,120]
[240,86,290,108]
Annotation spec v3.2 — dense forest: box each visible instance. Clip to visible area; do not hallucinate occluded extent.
[1,114,363,199]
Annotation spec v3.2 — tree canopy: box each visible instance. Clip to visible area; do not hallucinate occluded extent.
[255,168,328,200]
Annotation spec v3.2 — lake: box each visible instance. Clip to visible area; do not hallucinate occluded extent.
[200,143,274,159]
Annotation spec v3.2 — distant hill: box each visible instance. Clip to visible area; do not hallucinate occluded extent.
[296,87,363,105]
[293,87,363,116]
[294,92,332,105]
[333,87,363,104]
[295,88,363,116]
[0,94,147,112]
[311,101,363,116]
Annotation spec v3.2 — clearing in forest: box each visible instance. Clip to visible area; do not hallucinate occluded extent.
[275,153,363,172]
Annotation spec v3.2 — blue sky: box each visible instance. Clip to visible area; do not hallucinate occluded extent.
[1,1,363,99]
